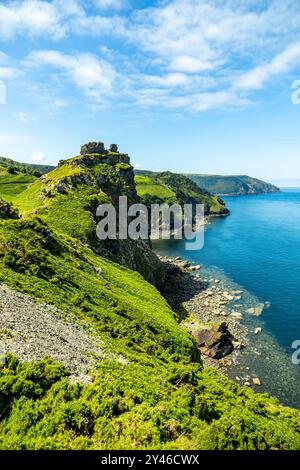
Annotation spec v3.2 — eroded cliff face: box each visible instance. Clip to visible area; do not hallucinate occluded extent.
[41,142,165,289]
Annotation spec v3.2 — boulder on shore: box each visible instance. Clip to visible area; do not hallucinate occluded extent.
[253,377,262,386]
[192,322,234,359]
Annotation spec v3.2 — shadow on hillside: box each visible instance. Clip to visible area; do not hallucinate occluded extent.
[161,263,209,321]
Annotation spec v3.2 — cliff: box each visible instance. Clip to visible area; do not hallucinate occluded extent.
[135,170,230,216]
[0,142,300,450]
[185,174,281,196]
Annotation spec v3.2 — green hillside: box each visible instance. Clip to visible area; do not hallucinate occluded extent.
[0,156,55,175]
[0,145,300,450]
[135,171,230,216]
[0,165,39,202]
[185,174,280,196]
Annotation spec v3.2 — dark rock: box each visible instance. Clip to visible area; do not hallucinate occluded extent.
[163,262,181,275]
[80,142,105,155]
[55,181,68,195]
[110,144,118,153]
[0,199,19,219]
[192,322,234,359]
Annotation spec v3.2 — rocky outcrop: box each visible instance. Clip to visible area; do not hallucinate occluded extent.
[46,142,165,289]
[58,142,129,168]
[0,199,19,219]
[59,152,130,168]
[80,141,105,155]
[192,322,234,359]
[110,144,118,153]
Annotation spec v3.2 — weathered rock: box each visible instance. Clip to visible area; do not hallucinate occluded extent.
[253,377,262,386]
[55,180,68,195]
[179,260,190,268]
[0,199,19,219]
[187,265,202,271]
[246,303,265,316]
[81,141,105,155]
[225,295,235,301]
[109,144,118,153]
[230,311,243,319]
[232,340,245,350]
[192,322,234,359]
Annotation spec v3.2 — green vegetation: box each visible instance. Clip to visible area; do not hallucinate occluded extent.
[185,174,280,196]
[0,166,38,202]
[0,150,299,450]
[135,171,229,216]
[1,353,300,450]
[0,156,55,175]
[135,175,176,199]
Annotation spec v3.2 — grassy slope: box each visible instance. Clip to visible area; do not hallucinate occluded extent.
[185,174,280,195]
[135,173,229,216]
[135,175,176,199]
[0,156,55,175]
[0,157,299,449]
[0,166,38,202]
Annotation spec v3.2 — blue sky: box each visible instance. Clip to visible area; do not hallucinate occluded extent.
[1,0,300,184]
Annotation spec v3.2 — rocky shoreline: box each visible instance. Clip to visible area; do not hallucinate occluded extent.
[159,255,263,387]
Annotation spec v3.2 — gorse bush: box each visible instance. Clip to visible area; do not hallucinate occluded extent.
[1,356,300,450]
[0,152,299,450]
[0,219,60,277]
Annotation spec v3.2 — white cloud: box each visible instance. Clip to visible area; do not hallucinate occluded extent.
[0,0,68,39]
[0,51,17,80]
[235,42,300,90]
[141,73,193,88]
[169,55,217,73]
[0,0,118,40]
[0,67,15,79]
[31,151,45,162]
[93,0,125,9]
[26,50,116,98]
[3,0,300,113]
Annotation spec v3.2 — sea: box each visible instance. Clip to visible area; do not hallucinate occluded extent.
[153,189,300,409]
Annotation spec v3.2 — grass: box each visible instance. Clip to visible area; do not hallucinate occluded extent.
[135,175,176,199]
[0,154,299,450]
[135,172,229,215]
[12,180,45,214]
[0,168,38,202]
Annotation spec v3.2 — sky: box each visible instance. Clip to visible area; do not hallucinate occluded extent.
[1,0,300,184]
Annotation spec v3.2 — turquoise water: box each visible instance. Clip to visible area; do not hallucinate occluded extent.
[154,189,300,408]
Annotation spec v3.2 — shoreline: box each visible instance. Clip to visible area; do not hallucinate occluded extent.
[158,254,263,387]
